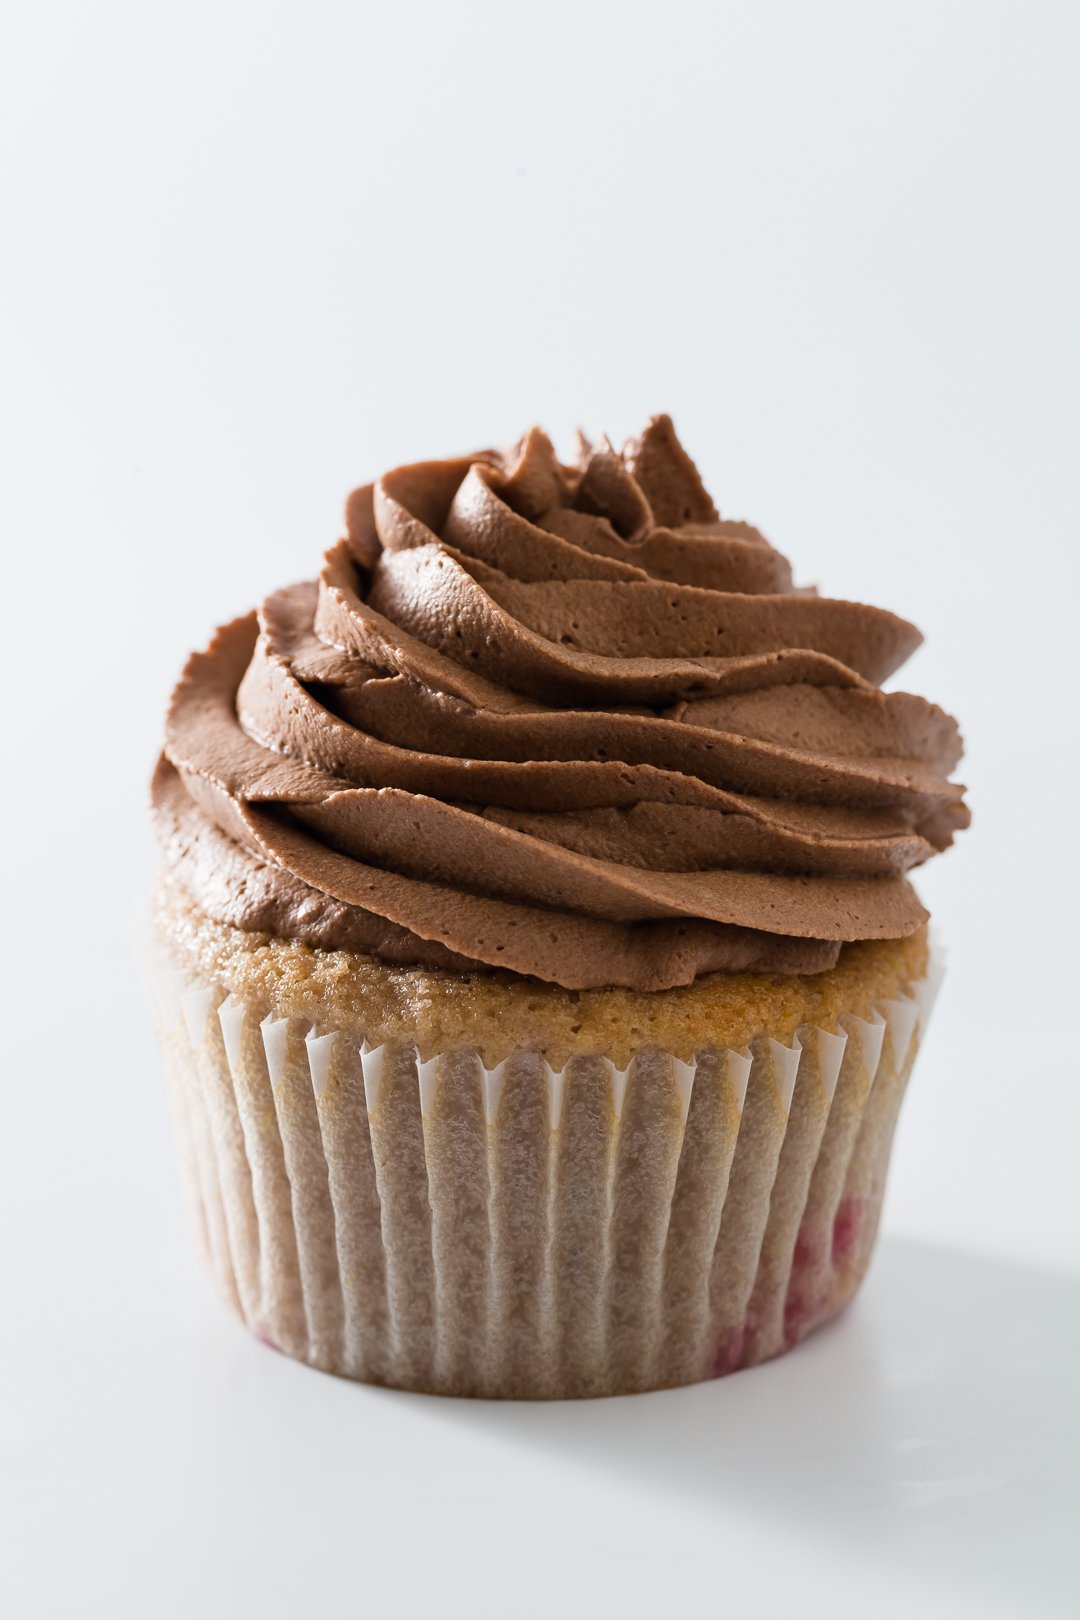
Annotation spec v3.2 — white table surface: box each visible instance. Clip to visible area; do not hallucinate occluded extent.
[3,4,1078,1616]
[5,979,1078,1620]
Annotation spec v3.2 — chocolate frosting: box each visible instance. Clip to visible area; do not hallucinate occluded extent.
[153,416,969,991]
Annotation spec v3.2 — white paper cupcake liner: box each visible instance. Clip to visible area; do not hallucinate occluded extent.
[143,943,942,1398]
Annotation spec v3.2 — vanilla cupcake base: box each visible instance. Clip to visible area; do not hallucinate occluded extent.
[145,880,940,1398]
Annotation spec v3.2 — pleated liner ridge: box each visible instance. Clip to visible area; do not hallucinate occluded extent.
[145,949,942,1398]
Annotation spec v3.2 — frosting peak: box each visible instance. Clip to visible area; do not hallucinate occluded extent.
[153,416,969,990]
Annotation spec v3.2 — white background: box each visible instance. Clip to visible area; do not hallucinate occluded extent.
[2,3,1077,1617]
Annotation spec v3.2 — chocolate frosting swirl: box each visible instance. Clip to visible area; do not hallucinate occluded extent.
[153,416,968,990]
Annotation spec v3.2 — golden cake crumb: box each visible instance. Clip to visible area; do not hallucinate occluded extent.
[152,873,930,1067]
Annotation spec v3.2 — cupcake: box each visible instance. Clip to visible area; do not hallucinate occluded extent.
[146,415,968,1398]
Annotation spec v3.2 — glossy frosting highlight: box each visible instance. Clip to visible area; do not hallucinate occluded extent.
[153,416,968,990]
